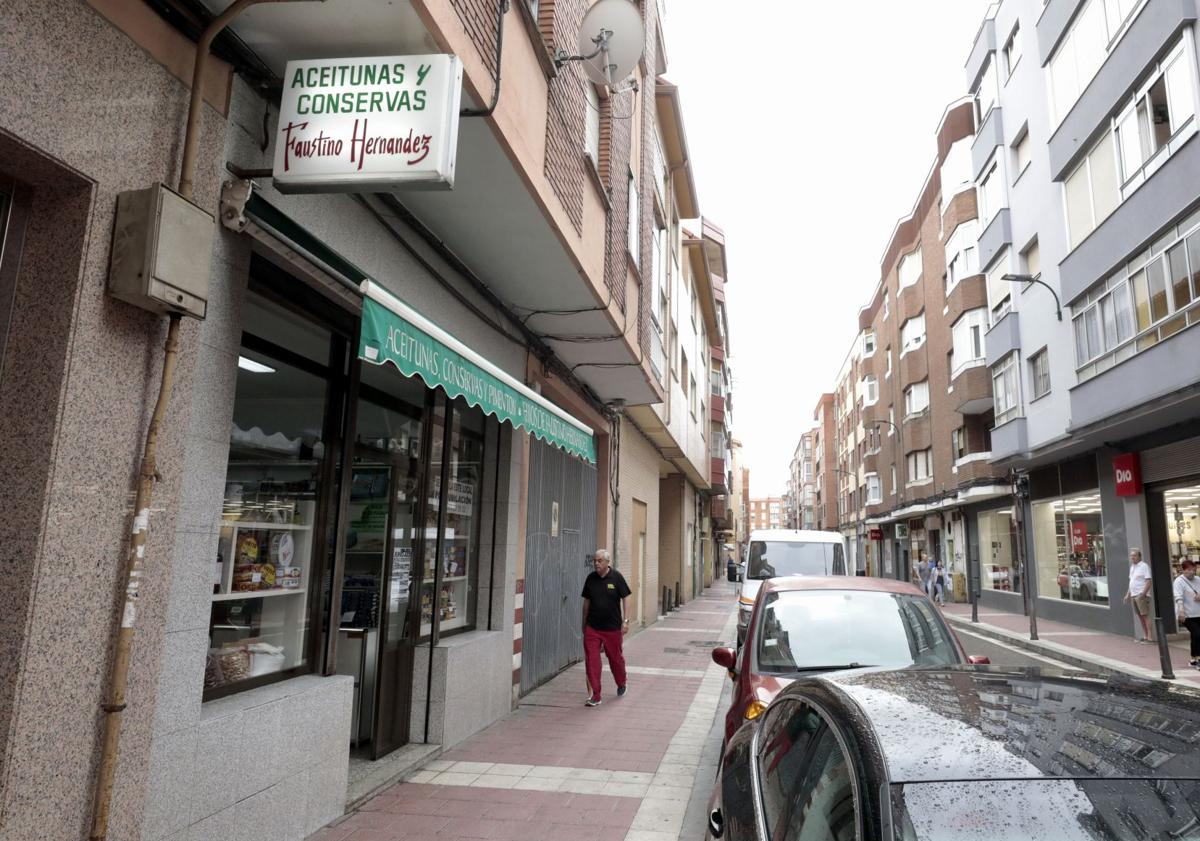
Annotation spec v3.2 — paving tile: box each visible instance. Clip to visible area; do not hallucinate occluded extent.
[431,771,482,786]
[450,761,496,774]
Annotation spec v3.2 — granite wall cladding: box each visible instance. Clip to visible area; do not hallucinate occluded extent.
[0,2,227,839]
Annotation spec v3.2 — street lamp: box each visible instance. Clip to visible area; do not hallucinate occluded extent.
[1001,274,1062,321]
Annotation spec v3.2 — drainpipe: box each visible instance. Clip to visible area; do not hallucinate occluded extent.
[89,3,317,839]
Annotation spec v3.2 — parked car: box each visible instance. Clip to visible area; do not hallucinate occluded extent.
[714,577,986,745]
[737,529,848,645]
[706,666,1200,841]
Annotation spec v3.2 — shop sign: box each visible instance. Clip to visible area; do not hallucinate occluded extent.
[273,55,463,193]
[869,528,883,540]
[1070,521,1088,552]
[895,523,909,539]
[359,283,597,463]
[1113,452,1143,496]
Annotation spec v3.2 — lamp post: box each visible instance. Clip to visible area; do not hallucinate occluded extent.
[1001,274,1062,321]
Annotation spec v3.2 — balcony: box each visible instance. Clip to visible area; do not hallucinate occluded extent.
[984,310,1020,368]
[710,392,726,426]
[710,457,728,493]
[955,453,1002,483]
[972,106,1004,181]
[711,495,728,522]
[966,14,996,89]
[978,209,1012,273]
[899,347,929,387]
[1048,0,1198,181]
[898,281,923,322]
[991,416,1029,463]
[941,190,979,243]
[903,411,932,452]
[952,363,994,414]
[946,274,987,325]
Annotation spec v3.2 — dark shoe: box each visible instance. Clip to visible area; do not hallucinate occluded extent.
[617,685,627,698]
[585,698,602,707]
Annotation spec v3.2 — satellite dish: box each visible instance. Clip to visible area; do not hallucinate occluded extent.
[574,0,644,87]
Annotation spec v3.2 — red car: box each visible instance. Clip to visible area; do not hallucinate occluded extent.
[711,576,988,744]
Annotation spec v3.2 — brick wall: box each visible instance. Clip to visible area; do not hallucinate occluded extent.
[451,0,501,76]
[542,0,587,233]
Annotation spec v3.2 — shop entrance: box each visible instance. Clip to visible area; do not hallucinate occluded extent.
[520,436,598,694]
[337,370,428,759]
[1147,481,1200,634]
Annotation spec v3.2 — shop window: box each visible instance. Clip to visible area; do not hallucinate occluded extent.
[208,291,338,695]
[1165,484,1200,579]
[1033,490,1108,605]
[420,396,485,637]
[977,507,1021,593]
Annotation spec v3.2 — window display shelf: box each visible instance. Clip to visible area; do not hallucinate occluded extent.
[221,520,313,531]
[213,587,307,602]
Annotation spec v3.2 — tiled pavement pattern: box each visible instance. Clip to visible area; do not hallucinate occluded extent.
[310,582,738,841]
[942,603,1200,687]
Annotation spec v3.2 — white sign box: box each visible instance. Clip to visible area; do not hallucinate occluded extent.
[273,54,463,193]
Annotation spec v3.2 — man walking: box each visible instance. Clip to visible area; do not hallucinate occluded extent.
[1123,548,1153,643]
[1173,559,1200,669]
[581,549,631,707]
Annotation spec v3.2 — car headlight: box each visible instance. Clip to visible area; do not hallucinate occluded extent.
[745,699,768,721]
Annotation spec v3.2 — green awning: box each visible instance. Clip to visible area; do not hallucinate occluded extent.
[358,281,596,463]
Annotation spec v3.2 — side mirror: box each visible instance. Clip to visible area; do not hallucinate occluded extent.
[712,647,737,671]
[967,655,991,665]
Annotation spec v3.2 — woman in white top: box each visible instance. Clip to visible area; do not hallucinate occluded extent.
[1173,559,1200,669]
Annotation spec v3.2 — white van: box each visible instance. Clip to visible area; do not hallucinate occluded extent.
[736,529,848,644]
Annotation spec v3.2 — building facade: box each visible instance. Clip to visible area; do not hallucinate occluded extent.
[967,0,1200,637]
[749,496,784,531]
[0,2,731,840]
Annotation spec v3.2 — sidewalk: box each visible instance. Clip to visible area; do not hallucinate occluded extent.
[309,582,738,841]
[942,602,1200,688]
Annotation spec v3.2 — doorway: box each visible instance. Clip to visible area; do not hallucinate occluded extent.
[1147,481,1200,634]
[633,500,647,626]
[338,376,427,759]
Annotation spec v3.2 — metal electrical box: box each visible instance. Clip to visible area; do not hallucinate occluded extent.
[109,183,213,319]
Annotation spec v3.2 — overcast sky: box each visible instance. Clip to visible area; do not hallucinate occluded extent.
[666,1,995,497]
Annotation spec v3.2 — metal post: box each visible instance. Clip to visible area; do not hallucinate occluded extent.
[1012,475,1038,641]
[675,581,681,608]
[1154,616,1176,680]
[971,590,979,623]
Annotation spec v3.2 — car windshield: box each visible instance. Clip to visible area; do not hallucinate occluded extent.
[891,779,1200,840]
[755,590,960,674]
[747,540,845,579]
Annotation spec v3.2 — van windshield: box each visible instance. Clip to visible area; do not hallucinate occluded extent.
[747,540,846,579]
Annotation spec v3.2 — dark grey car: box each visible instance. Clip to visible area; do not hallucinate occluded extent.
[707,666,1200,841]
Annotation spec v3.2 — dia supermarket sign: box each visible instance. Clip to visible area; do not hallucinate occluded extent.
[273,55,463,193]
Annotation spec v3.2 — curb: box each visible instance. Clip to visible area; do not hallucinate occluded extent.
[945,613,1148,679]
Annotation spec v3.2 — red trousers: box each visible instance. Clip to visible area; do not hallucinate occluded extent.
[583,626,627,701]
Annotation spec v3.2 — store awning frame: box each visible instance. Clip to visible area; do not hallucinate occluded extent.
[359,280,596,463]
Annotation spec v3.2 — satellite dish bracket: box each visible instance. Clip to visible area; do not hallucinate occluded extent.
[555,29,617,85]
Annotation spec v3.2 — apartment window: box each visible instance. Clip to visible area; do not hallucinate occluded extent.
[888,406,895,434]
[898,249,923,289]
[1115,41,1197,193]
[1029,349,1051,398]
[1065,128,1119,249]
[1072,207,1200,378]
[900,312,926,354]
[650,224,665,328]
[680,350,688,388]
[1003,22,1023,77]
[993,353,1022,425]
[690,375,697,417]
[890,465,897,494]
[863,330,876,356]
[903,380,930,417]
[584,83,601,165]
[952,428,966,461]
[652,122,667,205]
[885,347,893,378]
[976,57,998,123]
[986,250,1013,322]
[1013,127,1032,177]
[882,292,890,321]
[866,473,882,505]
[1022,237,1041,281]
[949,309,987,377]
[627,171,639,265]
[1049,0,1143,124]
[978,160,1005,228]
[862,375,878,406]
[944,221,980,294]
[907,449,932,484]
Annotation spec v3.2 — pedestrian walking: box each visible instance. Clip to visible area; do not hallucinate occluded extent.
[581,549,631,707]
[1123,548,1154,643]
[917,557,930,596]
[1173,559,1200,669]
[931,560,946,606]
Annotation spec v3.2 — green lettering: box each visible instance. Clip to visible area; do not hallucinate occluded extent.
[296,93,310,114]
[291,68,305,89]
[414,90,426,111]
[370,91,383,112]
[393,63,406,84]
[320,66,332,87]
[305,67,319,88]
[364,64,377,87]
[355,91,368,112]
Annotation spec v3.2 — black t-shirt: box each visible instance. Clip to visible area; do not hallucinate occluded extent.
[581,569,631,631]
